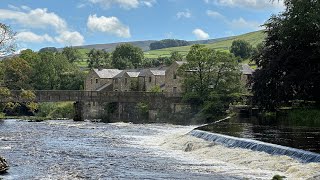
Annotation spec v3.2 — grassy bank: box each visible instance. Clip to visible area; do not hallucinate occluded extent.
[284,109,320,126]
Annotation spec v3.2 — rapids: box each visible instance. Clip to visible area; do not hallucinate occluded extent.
[0,120,319,179]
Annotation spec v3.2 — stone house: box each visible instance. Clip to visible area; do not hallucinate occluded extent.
[165,61,186,93]
[138,69,166,92]
[85,69,122,91]
[240,64,254,88]
[113,70,140,92]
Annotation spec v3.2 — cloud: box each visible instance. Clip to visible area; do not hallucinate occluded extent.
[0,8,84,46]
[8,4,20,11]
[0,8,67,31]
[206,10,225,19]
[55,31,85,46]
[204,0,284,10]
[88,0,156,9]
[87,14,131,38]
[192,28,210,40]
[176,9,191,19]
[16,32,54,43]
[230,17,262,30]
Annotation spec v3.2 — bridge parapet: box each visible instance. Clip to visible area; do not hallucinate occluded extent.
[0,90,183,103]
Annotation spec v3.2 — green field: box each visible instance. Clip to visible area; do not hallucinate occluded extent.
[75,30,265,67]
[145,30,265,58]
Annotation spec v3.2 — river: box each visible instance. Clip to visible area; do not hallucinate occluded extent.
[0,119,319,179]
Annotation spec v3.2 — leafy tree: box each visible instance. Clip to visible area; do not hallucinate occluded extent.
[170,51,183,62]
[87,49,111,69]
[38,47,58,54]
[112,44,144,69]
[0,23,16,55]
[149,39,189,50]
[19,49,40,66]
[252,0,320,110]
[179,44,244,117]
[230,39,253,59]
[62,46,81,63]
[3,57,32,90]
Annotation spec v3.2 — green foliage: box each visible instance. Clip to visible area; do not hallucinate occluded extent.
[179,44,244,118]
[38,47,58,53]
[286,109,320,126]
[149,39,189,50]
[20,89,36,101]
[230,39,253,59]
[130,78,139,91]
[272,175,285,180]
[0,23,16,54]
[136,102,149,119]
[87,49,111,69]
[36,102,74,119]
[112,44,144,69]
[149,85,161,92]
[252,0,320,110]
[3,57,32,90]
[62,46,82,63]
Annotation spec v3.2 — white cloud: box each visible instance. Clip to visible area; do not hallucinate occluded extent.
[0,8,85,46]
[16,32,54,43]
[230,17,262,30]
[206,10,225,19]
[87,14,131,38]
[192,28,210,40]
[55,31,85,46]
[176,9,191,19]
[204,0,284,10]
[8,4,20,11]
[88,0,156,9]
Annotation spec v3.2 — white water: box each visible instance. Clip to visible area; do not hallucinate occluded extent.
[114,123,320,180]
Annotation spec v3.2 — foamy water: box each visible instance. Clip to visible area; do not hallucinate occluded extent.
[118,123,320,180]
[1,120,319,179]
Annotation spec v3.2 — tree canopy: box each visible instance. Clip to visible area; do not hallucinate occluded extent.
[62,46,82,63]
[230,39,253,59]
[179,44,244,117]
[149,39,189,50]
[0,23,16,55]
[112,44,144,69]
[87,49,111,69]
[252,0,320,110]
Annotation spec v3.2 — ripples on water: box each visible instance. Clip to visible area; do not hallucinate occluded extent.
[0,120,319,179]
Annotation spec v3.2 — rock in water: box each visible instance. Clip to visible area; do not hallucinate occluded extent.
[0,156,9,173]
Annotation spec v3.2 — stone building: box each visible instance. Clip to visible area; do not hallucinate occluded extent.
[240,64,254,88]
[138,69,166,92]
[113,70,140,92]
[85,69,122,91]
[165,61,186,93]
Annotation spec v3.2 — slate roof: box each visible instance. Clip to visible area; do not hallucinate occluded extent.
[175,61,187,66]
[114,69,141,78]
[150,70,166,76]
[94,69,122,79]
[96,83,112,91]
[241,64,254,75]
[126,72,140,77]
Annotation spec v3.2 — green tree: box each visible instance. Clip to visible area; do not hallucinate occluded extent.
[3,57,32,90]
[38,47,58,54]
[112,44,144,69]
[179,44,244,117]
[252,0,320,110]
[62,46,81,63]
[230,39,253,59]
[87,49,111,69]
[0,23,16,55]
[168,51,183,66]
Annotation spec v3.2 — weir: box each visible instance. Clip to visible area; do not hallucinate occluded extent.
[189,129,320,163]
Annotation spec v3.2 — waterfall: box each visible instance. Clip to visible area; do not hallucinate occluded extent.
[189,129,320,163]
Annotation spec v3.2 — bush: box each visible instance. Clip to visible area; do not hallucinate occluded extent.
[36,102,74,119]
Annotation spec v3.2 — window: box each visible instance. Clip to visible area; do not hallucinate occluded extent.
[173,73,177,79]
[96,79,98,83]
[149,76,152,83]
[90,78,93,84]
[173,87,177,93]
[125,78,128,85]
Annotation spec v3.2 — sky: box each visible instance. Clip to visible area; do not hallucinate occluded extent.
[0,0,285,51]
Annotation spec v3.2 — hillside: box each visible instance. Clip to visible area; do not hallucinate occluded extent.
[145,30,266,58]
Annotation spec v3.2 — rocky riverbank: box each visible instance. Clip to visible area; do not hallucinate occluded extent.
[0,156,8,173]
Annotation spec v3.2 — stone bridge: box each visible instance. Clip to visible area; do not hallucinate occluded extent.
[1,90,184,121]
[2,90,182,103]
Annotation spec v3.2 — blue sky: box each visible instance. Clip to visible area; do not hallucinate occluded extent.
[0,0,284,51]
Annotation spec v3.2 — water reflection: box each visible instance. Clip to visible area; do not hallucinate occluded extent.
[197,116,320,153]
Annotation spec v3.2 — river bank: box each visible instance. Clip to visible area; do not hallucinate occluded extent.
[0,119,319,179]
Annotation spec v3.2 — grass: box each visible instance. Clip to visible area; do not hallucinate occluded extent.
[74,30,265,67]
[145,30,266,59]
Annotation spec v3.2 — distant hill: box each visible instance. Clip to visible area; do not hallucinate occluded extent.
[145,30,266,58]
